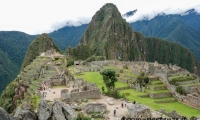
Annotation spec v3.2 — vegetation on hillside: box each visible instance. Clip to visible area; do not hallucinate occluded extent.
[21,33,61,70]
[49,24,88,51]
[66,43,92,61]
[80,3,200,75]
[130,12,200,60]
[0,49,18,94]
[0,81,19,113]
[136,72,149,88]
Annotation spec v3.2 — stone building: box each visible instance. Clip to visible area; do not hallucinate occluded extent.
[61,82,101,102]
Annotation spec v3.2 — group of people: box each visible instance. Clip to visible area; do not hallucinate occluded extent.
[113,100,137,119]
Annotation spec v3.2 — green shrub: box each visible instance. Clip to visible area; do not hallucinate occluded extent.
[73,112,91,120]
[67,58,74,67]
[105,89,122,99]
[176,86,185,95]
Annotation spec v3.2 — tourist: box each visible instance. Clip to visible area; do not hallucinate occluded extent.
[49,87,51,92]
[125,103,126,107]
[42,92,44,98]
[133,100,136,104]
[114,109,116,117]
[121,102,124,108]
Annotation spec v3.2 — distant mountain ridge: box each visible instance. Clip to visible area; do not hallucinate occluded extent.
[0,7,200,94]
[129,10,200,60]
[80,3,200,75]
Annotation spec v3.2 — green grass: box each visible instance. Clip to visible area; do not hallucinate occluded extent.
[31,95,41,111]
[75,72,128,92]
[145,89,169,93]
[181,83,200,86]
[120,89,200,118]
[151,80,163,85]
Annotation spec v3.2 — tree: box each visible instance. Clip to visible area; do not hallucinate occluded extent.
[100,69,117,89]
[136,72,149,88]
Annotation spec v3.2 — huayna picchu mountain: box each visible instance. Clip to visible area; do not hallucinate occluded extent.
[21,33,61,70]
[80,3,200,75]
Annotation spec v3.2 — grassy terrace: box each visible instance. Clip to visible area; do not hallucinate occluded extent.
[73,71,200,117]
[120,89,200,118]
[151,80,163,84]
[145,89,169,93]
[181,83,200,86]
[75,72,129,92]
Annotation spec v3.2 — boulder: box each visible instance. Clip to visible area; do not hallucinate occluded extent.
[37,99,52,120]
[59,101,77,120]
[52,101,66,120]
[16,102,37,120]
[127,103,152,119]
[82,103,107,114]
[0,107,16,120]
[22,102,32,110]
[20,110,37,120]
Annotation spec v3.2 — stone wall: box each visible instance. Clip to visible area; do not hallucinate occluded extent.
[127,103,152,118]
[149,92,171,98]
[82,103,107,113]
[149,85,167,91]
[182,85,200,94]
[183,94,200,108]
[61,88,101,102]
[159,109,181,118]
[176,79,199,85]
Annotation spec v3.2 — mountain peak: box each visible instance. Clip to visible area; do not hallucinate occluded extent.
[21,33,61,70]
[80,3,137,59]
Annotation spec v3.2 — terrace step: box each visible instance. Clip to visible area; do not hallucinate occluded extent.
[150,80,163,85]
[27,88,34,96]
[154,97,177,103]
[149,85,167,91]
[148,91,172,98]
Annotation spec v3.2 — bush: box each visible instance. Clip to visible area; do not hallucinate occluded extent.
[73,112,91,120]
[176,86,185,95]
[67,58,74,67]
[105,89,122,99]
[169,79,178,86]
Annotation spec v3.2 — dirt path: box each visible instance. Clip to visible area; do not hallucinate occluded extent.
[94,95,129,120]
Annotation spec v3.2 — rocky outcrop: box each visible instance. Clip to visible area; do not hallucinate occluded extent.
[52,101,66,120]
[127,103,152,119]
[0,107,16,120]
[11,99,77,120]
[52,100,77,120]
[59,101,77,120]
[14,102,37,120]
[82,103,107,114]
[37,99,52,120]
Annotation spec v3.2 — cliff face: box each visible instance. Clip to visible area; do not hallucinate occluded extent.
[80,3,200,74]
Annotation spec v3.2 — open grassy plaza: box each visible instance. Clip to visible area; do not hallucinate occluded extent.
[71,66,200,118]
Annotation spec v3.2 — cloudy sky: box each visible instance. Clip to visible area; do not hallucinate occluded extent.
[0,0,200,35]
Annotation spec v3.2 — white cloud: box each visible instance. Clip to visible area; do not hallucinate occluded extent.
[0,0,200,34]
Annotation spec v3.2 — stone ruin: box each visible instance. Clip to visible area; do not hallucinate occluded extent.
[82,103,107,114]
[61,82,101,102]
[159,109,181,118]
[129,61,189,76]
[182,87,200,109]
[127,103,152,119]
